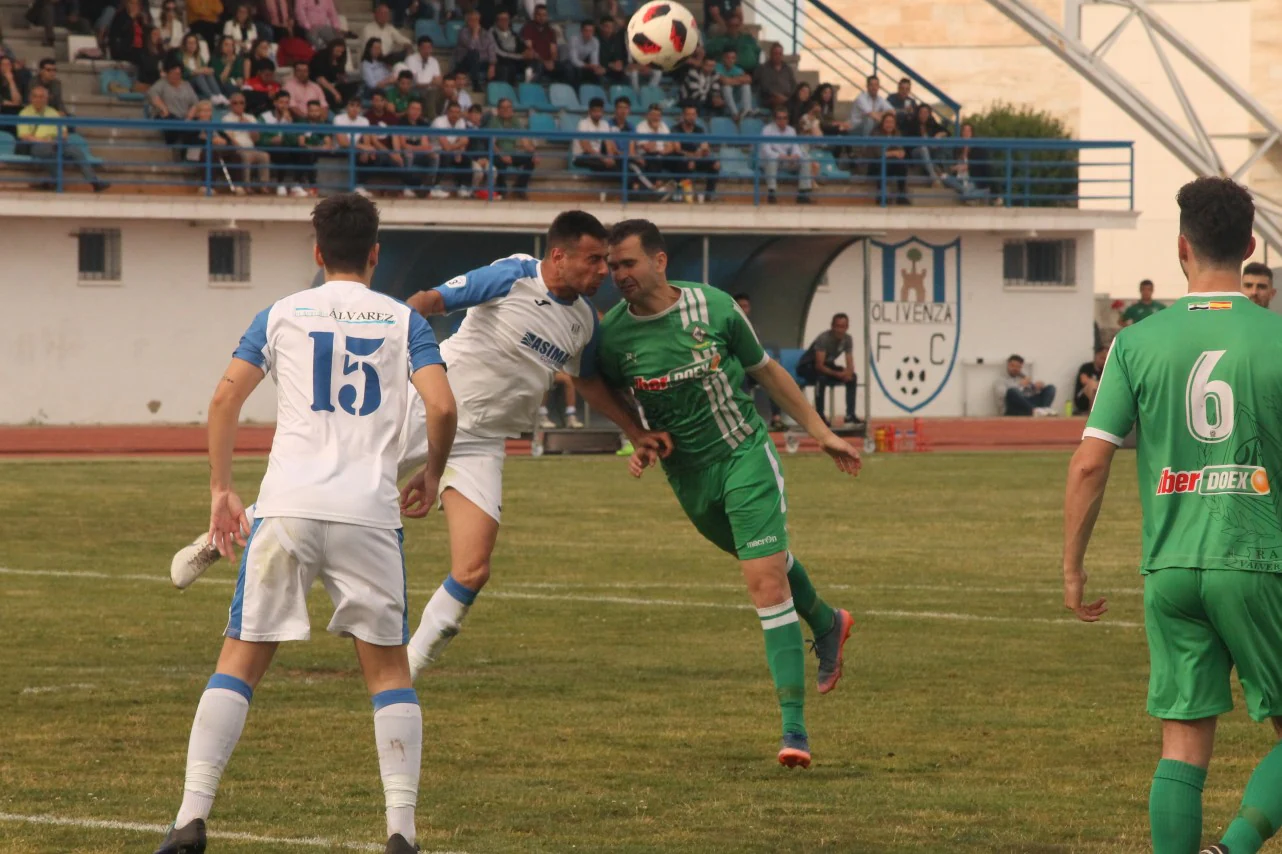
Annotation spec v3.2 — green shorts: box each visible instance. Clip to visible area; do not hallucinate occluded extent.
[666,436,789,560]
[1145,568,1282,722]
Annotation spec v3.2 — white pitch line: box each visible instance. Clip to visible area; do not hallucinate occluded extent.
[20,683,96,695]
[0,566,1139,630]
[0,812,468,853]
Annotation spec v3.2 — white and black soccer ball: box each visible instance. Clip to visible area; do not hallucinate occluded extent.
[895,355,926,397]
[626,0,700,71]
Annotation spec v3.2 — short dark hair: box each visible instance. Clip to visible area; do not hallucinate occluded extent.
[274,90,289,100]
[39,57,55,70]
[1094,346,1108,356]
[371,88,386,99]
[497,97,512,108]
[866,75,879,84]
[397,70,413,80]
[534,2,546,8]
[589,97,605,110]
[307,99,323,107]
[417,34,433,45]
[734,292,750,302]
[294,59,309,68]
[598,16,613,25]
[164,60,183,72]
[607,218,665,254]
[547,210,608,251]
[345,96,363,107]
[899,77,910,85]
[614,96,630,107]
[1244,261,1274,282]
[1008,354,1025,364]
[831,312,848,323]
[251,58,275,74]
[1176,176,1255,267]
[1139,279,1154,288]
[312,194,380,274]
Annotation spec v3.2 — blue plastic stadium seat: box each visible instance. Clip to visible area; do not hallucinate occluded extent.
[528,112,557,134]
[718,147,755,179]
[709,116,738,138]
[548,82,582,112]
[486,81,517,108]
[0,131,34,164]
[518,82,552,111]
[558,112,581,133]
[777,348,807,386]
[99,67,145,102]
[812,148,850,180]
[414,19,446,46]
[552,0,588,21]
[639,85,672,113]
[442,20,463,47]
[608,84,639,108]
[578,83,607,109]
[739,117,764,138]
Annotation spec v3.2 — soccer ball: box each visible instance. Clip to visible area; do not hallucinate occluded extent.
[627,0,699,72]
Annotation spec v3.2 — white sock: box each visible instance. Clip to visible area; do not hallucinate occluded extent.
[538,405,549,416]
[565,406,577,416]
[373,691,422,844]
[408,575,476,665]
[175,675,252,828]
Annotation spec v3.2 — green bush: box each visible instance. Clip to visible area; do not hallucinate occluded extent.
[964,102,1079,207]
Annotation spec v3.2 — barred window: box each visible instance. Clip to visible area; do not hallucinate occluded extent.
[209,231,251,283]
[1003,239,1076,288]
[78,228,121,282]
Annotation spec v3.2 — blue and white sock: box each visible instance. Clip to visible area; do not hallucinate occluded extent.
[373,689,422,844]
[175,674,252,828]
[408,575,478,666]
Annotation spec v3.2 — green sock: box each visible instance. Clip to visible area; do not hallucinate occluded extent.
[786,554,836,638]
[1220,742,1282,854]
[757,598,806,737]
[1150,758,1206,854]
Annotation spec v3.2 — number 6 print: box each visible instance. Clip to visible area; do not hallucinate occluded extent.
[1186,350,1234,443]
[309,331,386,416]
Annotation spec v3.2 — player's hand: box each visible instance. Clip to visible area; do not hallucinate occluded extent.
[820,433,862,476]
[629,446,659,478]
[1064,568,1107,622]
[209,489,250,560]
[400,468,441,518]
[633,430,674,459]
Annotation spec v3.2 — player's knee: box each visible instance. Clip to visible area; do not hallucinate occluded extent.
[452,558,491,590]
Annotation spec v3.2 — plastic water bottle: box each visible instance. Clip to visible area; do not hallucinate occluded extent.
[1064,400,1073,417]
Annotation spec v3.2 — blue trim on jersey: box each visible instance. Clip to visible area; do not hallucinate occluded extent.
[443,573,479,606]
[578,304,601,378]
[372,687,419,710]
[397,528,409,645]
[206,672,254,703]
[407,311,445,372]
[226,517,263,639]
[435,255,541,312]
[545,289,577,306]
[232,306,272,369]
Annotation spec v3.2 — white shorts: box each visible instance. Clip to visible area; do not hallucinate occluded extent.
[398,397,506,523]
[225,516,408,646]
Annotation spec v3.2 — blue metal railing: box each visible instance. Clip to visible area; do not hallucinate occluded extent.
[0,115,1133,208]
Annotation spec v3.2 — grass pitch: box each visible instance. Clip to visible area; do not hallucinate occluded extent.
[0,451,1272,853]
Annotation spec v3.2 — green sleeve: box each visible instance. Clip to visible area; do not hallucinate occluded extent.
[1084,338,1137,445]
[719,291,768,370]
[594,319,624,389]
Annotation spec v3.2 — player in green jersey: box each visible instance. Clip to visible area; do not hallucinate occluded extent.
[596,219,861,769]
[1064,177,1282,854]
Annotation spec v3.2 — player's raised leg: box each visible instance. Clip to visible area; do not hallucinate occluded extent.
[787,552,854,694]
[408,486,499,678]
[354,638,423,853]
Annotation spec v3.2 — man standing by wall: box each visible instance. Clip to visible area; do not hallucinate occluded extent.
[1120,279,1166,326]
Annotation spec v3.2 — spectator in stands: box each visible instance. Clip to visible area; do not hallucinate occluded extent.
[187,99,232,173]
[0,57,23,115]
[1073,346,1108,415]
[211,34,247,96]
[426,75,470,118]
[802,313,859,425]
[567,21,603,86]
[398,35,444,92]
[394,97,436,196]
[108,0,148,65]
[849,74,891,136]
[186,0,223,49]
[301,98,332,151]
[221,90,272,190]
[259,89,312,195]
[707,14,759,75]
[361,3,412,65]
[25,59,68,115]
[333,96,377,196]
[871,111,907,206]
[761,106,812,205]
[596,16,626,85]
[635,102,676,196]
[283,59,324,117]
[431,100,472,196]
[296,0,344,48]
[243,58,281,113]
[491,13,532,85]
[814,83,849,136]
[136,25,167,87]
[574,96,620,178]
[754,43,796,112]
[943,122,994,204]
[609,94,633,132]
[452,71,474,108]
[672,103,718,202]
[887,77,918,124]
[785,82,810,127]
[716,48,752,120]
[904,103,946,180]
[27,0,93,48]
[681,55,725,117]
[1120,279,1166,326]
[1242,261,1275,308]
[994,354,1056,416]
[223,4,261,55]
[156,2,185,50]
[594,0,623,27]
[0,27,25,95]
[798,98,823,139]
[485,96,534,200]
[310,38,359,109]
[364,89,402,158]
[455,10,497,92]
[149,62,201,147]
[538,374,583,429]
[520,5,564,83]
[361,38,398,95]
[16,85,108,191]
[178,33,222,103]
[703,0,740,37]
[464,102,490,188]
[242,38,273,76]
[734,294,784,428]
[260,0,295,41]
[386,70,415,116]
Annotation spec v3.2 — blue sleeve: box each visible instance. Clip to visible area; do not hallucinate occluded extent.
[408,311,445,372]
[433,255,540,312]
[232,306,272,370]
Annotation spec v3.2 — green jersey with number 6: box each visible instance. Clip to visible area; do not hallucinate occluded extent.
[596,282,771,473]
[1086,291,1282,574]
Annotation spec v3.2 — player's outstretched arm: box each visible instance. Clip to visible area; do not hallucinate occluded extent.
[207,357,266,559]
[748,358,861,476]
[572,374,673,458]
[405,289,446,317]
[1062,437,1116,622]
[401,364,457,518]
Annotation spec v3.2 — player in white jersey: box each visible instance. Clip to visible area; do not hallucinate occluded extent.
[167,210,670,680]
[153,195,457,854]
